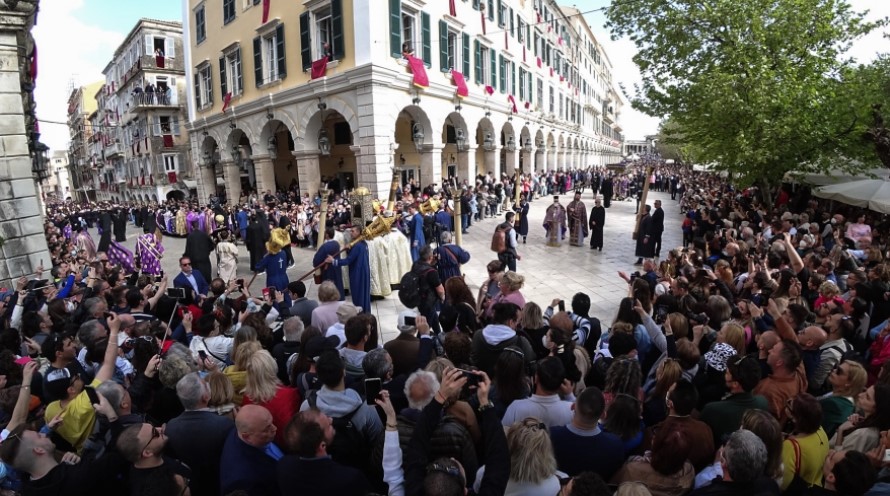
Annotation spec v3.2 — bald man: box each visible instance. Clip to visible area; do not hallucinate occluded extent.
[219,405,283,496]
[797,326,828,389]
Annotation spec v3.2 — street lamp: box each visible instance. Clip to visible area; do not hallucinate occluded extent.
[522,137,533,153]
[318,129,331,156]
[535,137,544,148]
[483,132,494,151]
[267,136,278,160]
[412,123,425,152]
[230,144,243,168]
[455,127,468,152]
[505,134,516,152]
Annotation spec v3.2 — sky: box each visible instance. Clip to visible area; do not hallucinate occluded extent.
[32,0,890,153]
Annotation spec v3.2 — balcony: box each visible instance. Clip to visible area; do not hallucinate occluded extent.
[131,91,180,109]
[120,55,184,85]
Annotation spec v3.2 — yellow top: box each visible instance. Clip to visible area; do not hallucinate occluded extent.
[44,379,102,454]
[782,427,830,491]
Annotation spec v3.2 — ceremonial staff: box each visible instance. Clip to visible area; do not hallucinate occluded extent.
[295,214,397,282]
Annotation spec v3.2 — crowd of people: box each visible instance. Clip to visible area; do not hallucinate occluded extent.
[0,162,888,496]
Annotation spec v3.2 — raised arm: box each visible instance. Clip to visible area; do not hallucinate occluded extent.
[96,313,122,383]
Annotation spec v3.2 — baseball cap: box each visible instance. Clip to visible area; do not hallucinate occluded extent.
[44,364,81,402]
[336,302,361,323]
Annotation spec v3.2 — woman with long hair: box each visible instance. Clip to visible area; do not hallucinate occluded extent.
[781,393,829,491]
[242,350,301,444]
[611,430,694,496]
[819,361,868,437]
[602,393,644,454]
[831,383,890,452]
[490,346,531,419]
[519,302,549,360]
[206,371,237,419]
[643,358,682,426]
[604,297,651,360]
[546,312,588,394]
[443,276,480,335]
[741,409,785,485]
[223,328,261,406]
[474,417,561,494]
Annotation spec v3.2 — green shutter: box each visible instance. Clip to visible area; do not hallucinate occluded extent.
[253,36,262,87]
[462,33,470,77]
[474,40,482,84]
[488,0,494,21]
[497,0,503,26]
[439,20,449,72]
[219,56,228,97]
[509,7,514,36]
[421,12,431,66]
[389,0,402,57]
[193,73,201,107]
[331,0,344,60]
[511,62,516,95]
[472,0,479,9]
[235,47,242,92]
[208,65,214,105]
[275,24,286,79]
[498,54,505,92]
[300,12,312,71]
[526,24,531,49]
[490,47,497,86]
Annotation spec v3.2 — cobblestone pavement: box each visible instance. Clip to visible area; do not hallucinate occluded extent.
[114,189,683,344]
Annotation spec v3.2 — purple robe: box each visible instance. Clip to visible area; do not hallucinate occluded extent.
[137,233,164,275]
[186,212,198,233]
[197,214,206,233]
[107,241,135,274]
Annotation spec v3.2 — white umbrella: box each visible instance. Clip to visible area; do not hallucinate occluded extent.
[813,178,890,214]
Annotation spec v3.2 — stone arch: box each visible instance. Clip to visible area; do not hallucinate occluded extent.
[296,97,360,152]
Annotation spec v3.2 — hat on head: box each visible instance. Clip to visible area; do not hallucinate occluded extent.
[336,302,361,323]
[303,335,339,362]
[781,212,793,221]
[397,310,419,332]
[704,342,737,372]
[44,364,80,402]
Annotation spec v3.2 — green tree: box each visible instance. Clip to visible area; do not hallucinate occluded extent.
[606,0,885,199]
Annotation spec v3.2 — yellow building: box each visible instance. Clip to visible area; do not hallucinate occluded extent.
[184,0,624,202]
[67,80,104,202]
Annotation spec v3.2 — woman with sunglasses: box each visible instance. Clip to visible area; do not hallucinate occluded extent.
[819,360,867,437]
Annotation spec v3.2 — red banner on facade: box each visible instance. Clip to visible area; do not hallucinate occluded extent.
[168,172,177,184]
[311,56,329,79]
[262,0,271,24]
[484,85,495,96]
[507,95,518,114]
[221,92,232,113]
[406,55,429,88]
[451,70,469,98]
[449,0,456,16]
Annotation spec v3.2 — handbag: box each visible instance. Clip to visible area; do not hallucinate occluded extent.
[784,437,810,496]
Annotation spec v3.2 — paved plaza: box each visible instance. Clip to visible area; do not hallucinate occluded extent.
[115,189,682,343]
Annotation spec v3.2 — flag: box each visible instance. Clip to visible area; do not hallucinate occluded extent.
[141,175,145,185]
[560,75,564,82]
[550,67,554,77]
[262,0,271,24]
[537,11,541,23]
[311,56,329,79]
[221,92,232,113]
[536,57,542,68]
[163,135,174,147]
[449,0,456,16]
[558,36,563,45]
[484,85,494,96]
[168,172,177,184]
[156,55,165,68]
[481,10,486,35]
[451,70,469,98]
[524,101,530,109]
[406,55,429,88]
[504,30,508,50]
[507,95,517,114]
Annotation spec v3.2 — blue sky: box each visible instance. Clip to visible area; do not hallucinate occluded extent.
[31,0,889,154]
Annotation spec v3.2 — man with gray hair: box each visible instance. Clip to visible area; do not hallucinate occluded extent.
[363,348,408,412]
[165,372,235,496]
[273,317,303,383]
[690,429,778,496]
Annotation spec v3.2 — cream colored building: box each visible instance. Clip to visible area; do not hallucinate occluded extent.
[66,80,104,202]
[44,151,73,200]
[184,0,624,202]
[96,19,193,204]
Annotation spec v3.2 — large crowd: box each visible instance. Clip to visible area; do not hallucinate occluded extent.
[0,163,889,496]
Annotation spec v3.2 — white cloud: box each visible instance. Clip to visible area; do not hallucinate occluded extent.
[32,0,125,153]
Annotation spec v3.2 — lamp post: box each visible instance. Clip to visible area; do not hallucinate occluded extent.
[267,137,278,160]
[412,123,425,152]
[506,134,516,152]
[318,129,331,156]
[455,127,467,152]
[483,132,494,151]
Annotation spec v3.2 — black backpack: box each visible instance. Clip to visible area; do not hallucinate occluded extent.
[398,267,435,308]
[307,390,372,472]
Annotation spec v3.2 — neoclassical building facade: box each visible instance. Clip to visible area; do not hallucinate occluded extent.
[184,0,624,202]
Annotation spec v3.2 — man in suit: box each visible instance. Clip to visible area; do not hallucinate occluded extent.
[651,199,665,258]
[184,219,215,281]
[166,373,235,496]
[219,405,283,496]
[385,311,421,378]
[174,256,209,302]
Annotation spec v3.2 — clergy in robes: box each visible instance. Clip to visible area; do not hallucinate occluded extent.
[543,196,567,247]
[97,210,113,253]
[215,230,239,282]
[589,197,606,252]
[313,227,345,300]
[175,208,187,235]
[566,191,589,247]
[634,205,655,264]
[245,216,269,274]
[327,225,370,313]
[136,230,165,275]
[112,208,127,242]
[74,226,97,261]
[184,222,216,281]
[602,176,614,208]
[256,230,290,291]
[186,210,198,234]
[512,195,530,244]
[407,204,425,262]
[196,210,206,233]
[143,208,157,234]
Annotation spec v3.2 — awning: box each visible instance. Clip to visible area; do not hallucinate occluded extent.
[183,180,197,189]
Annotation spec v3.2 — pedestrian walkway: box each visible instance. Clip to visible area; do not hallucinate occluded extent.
[120,189,682,343]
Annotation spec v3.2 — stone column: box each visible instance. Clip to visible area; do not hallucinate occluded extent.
[196,161,214,202]
[484,147,499,178]
[418,145,442,189]
[504,149,518,177]
[0,7,49,284]
[293,151,321,198]
[221,160,242,204]
[457,149,474,184]
[252,155,276,196]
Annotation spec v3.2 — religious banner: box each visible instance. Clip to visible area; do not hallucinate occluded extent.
[451,70,469,98]
[311,56,329,79]
[262,0,271,24]
[406,55,429,88]
[507,95,518,114]
[221,92,233,113]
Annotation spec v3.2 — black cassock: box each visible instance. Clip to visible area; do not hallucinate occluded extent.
[602,179,614,208]
[97,211,113,253]
[513,202,530,236]
[635,213,655,258]
[245,221,269,272]
[113,209,127,242]
[589,206,606,250]
[184,230,216,281]
[143,209,157,234]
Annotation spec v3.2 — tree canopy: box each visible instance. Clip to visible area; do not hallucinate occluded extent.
[605,0,887,188]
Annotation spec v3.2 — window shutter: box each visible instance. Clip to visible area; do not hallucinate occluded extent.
[193,73,201,108]
[439,20,449,72]
[497,0,503,26]
[487,0,494,21]
[498,54,505,93]
[165,38,175,58]
[154,116,161,136]
[509,8,514,37]
[219,56,228,97]
[474,40,482,84]
[490,47,497,86]
[208,67,214,105]
[253,36,263,87]
[462,33,470,77]
[235,47,242,92]
[473,0,479,9]
[172,116,180,135]
[331,0,345,60]
[526,24,531,49]
[389,0,402,57]
[421,12,431,67]
[275,24,286,79]
[511,62,516,95]
[144,34,153,56]
[300,12,312,71]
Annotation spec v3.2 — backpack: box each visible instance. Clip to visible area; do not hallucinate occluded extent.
[307,390,372,472]
[398,267,435,308]
[491,225,511,253]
